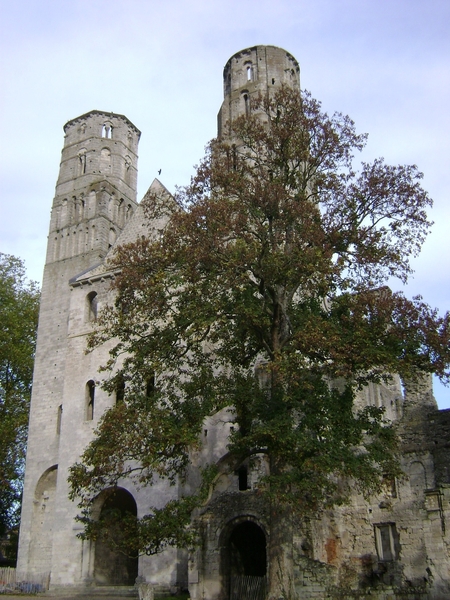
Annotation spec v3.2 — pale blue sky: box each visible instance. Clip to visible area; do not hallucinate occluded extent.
[1,0,449,405]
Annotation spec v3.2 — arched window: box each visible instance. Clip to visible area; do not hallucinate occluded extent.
[246,65,253,81]
[86,380,95,420]
[86,291,98,322]
[146,374,155,399]
[80,197,86,219]
[78,148,87,175]
[242,92,250,116]
[102,122,113,138]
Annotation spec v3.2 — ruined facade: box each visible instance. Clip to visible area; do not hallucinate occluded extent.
[18,46,450,599]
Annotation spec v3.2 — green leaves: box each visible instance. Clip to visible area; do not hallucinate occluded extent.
[0,253,39,539]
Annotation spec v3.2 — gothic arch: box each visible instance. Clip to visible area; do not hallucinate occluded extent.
[241,90,250,116]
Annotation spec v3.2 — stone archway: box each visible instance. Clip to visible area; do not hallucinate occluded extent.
[28,465,58,573]
[222,519,267,600]
[93,488,138,586]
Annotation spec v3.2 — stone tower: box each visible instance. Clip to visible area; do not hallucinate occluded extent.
[17,111,140,577]
[217,45,300,138]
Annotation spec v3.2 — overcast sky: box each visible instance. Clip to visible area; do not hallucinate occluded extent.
[1,0,449,406]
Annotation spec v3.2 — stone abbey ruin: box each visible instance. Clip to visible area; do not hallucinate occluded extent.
[17,46,450,599]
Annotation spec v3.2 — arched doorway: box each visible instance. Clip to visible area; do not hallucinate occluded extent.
[93,488,138,585]
[223,520,267,600]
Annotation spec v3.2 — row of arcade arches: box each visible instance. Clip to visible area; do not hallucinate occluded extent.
[30,470,267,595]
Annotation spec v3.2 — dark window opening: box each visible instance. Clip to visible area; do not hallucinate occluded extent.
[86,380,95,420]
[238,466,248,491]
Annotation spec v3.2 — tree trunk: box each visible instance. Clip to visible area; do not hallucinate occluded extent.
[268,461,294,600]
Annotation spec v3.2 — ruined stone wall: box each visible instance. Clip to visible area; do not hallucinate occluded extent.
[288,409,450,599]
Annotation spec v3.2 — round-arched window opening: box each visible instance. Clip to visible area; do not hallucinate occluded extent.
[86,291,98,322]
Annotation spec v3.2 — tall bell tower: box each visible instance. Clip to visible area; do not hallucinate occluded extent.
[17,111,140,577]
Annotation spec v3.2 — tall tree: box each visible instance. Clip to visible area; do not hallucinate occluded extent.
[69,88,450,597]
[0,254,39,552]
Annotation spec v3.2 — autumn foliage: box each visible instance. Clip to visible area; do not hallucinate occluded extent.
[69,87,450,561]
